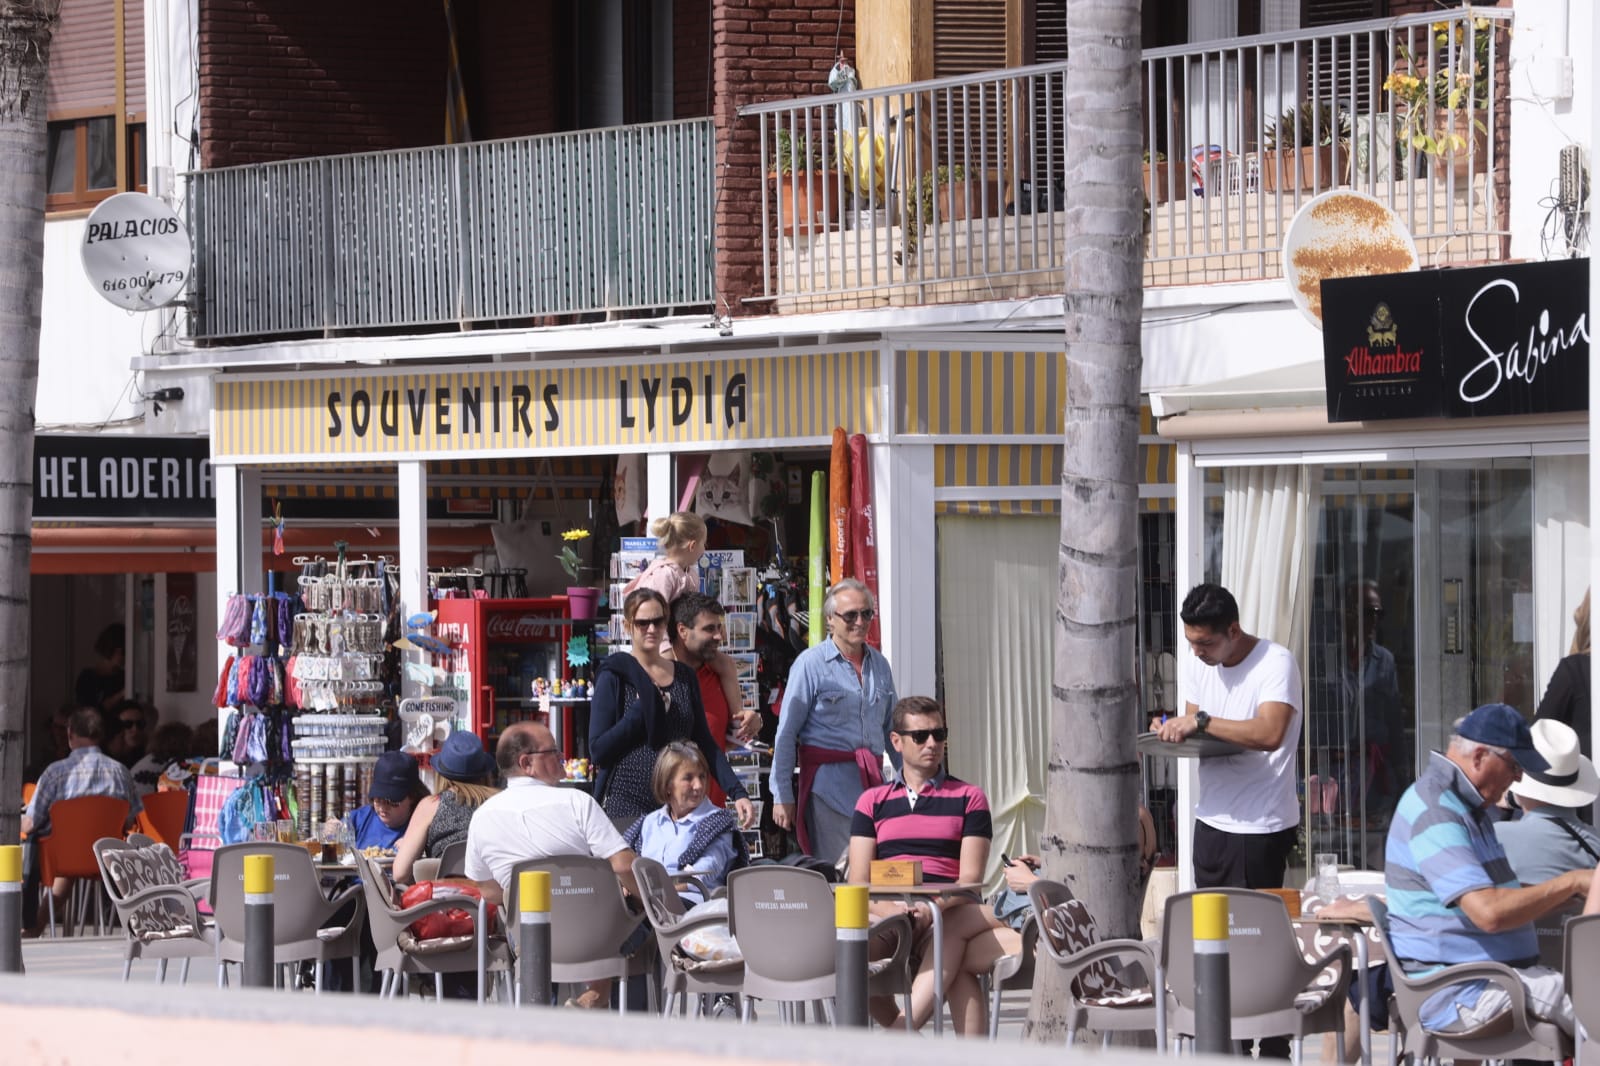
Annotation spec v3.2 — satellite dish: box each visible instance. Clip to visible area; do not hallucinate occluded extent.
[1282,189,1418,330]
[81,192,190,311]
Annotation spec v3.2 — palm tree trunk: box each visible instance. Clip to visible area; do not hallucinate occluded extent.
[1026,0,1146,1043]
[0,0,58,844]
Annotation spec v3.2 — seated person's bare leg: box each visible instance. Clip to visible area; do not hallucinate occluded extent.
[945,970,988,1036]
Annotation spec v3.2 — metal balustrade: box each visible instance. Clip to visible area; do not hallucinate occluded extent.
[741,7,1510,309]
[187,118,715,340]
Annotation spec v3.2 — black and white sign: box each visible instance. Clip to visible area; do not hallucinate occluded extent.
[34,435,213,519]
[80,193,190,311]
[1323,259,1589,422]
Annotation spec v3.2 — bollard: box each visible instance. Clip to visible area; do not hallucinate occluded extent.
[834,884,870,1027]
[518,870,552,1007]
[243,854,275,989]
[0,845,21,975]
[1193,892,1232,1055]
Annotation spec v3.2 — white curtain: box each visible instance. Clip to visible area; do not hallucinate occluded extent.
[1221,465,1310,672]
[937,514,1057,885]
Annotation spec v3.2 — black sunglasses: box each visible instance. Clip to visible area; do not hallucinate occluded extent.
[835,608,876,626]
[896,727,948,744]
[119,718,146,730]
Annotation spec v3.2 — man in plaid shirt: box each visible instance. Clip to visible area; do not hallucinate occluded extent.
[22,707,141,933]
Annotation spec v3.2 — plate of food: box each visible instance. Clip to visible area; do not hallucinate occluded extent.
[1282,189,1418,329]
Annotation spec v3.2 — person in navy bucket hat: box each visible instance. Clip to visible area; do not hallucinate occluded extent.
[393,732,500,886]
[433,730,496,782]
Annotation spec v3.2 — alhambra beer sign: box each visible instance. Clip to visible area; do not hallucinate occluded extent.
[1323,259,1588,422]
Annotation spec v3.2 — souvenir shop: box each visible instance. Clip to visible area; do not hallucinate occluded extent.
[196,338,1177,863]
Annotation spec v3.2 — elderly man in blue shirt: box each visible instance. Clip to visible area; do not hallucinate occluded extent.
[770,579,897,863]
[1386,704,1594,1036]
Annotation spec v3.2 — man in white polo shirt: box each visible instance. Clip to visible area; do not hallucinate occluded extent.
[467,721,643,1009]
[466,721,640,903]
[1150,582,1303,890]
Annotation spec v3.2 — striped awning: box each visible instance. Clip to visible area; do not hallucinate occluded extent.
[260,457,608,501]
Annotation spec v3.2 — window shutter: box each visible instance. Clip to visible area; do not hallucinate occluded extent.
[124,0,144,117]
[932,0,1007,77]
[1034,0,1067,64]
[47,0,118,116]
[1303,0,1382,107]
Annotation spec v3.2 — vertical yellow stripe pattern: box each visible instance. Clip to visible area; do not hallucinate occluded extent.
[213,351,881,460]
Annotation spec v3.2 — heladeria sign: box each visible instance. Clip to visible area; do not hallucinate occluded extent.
[35,435,213,519]
[1322,258,1588,422]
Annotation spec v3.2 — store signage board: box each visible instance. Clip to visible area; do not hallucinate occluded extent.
[34,434,213,519]
[80,192,190,311]
[1323,258,1589,422]
[211,350,882,461]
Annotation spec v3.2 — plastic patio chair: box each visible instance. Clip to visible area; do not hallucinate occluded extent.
[209,842,365,992]
[1370,896,1570,1066]
[1162,887,1350,1062]
[354,851,511,1002]
[39,795,131,937]
[1563,912,1600,1066]
[633,856,744,1016]
[135,790,190,851]
[507,854,657,1013]
[93,836,214,983]
[1027,878,1165,1048]
[725,864,914,1026]
[436,839,467,878]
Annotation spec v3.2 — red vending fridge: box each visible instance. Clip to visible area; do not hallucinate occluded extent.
[434,597,585,755]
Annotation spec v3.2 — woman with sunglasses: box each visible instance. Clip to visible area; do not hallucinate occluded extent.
[590,588,755,828]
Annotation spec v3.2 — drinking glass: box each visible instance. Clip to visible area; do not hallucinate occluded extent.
[1314,852,1342,898]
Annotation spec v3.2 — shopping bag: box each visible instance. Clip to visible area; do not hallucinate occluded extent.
[400,880,496,940]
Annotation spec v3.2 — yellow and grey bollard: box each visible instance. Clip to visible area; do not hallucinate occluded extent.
[1193,892,1232,1055]
[243,853,275,989]
[518,869,552,1007]
[834,884,870,1027]
[0,845,22,974]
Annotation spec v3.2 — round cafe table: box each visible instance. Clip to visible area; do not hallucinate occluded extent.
[862,882,984,1036]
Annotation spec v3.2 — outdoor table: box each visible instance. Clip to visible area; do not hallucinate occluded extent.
[1293,894,1383,1066]
[864,882,984,1036]
[1135,731,1245,759]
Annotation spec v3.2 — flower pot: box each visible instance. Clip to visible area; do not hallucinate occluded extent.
[771,171,840,237]
[1259,145,1338,193]
[934,178,1001,221]
[566,586,599,620]
[1142,161,1188,203]
[1428,108,1488,185]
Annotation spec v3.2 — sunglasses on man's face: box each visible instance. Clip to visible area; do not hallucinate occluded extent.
[834,608,875,626]
[896,727,948,745]
[120,718,146,731]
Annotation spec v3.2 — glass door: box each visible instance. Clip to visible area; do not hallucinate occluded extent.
[1305,464,1417,872]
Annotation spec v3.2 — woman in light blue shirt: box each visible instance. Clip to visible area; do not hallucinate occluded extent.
[624,742,749,905]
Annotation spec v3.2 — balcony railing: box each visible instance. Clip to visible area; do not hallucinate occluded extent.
[187,118,715,340]
[741,7,1510,309]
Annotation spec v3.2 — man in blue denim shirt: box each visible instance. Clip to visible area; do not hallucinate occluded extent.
[770,579,898,862]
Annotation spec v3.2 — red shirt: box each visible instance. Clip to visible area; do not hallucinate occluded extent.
[695,661,731,805]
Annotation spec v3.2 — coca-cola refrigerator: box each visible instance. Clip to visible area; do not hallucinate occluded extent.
[434,597,585,756]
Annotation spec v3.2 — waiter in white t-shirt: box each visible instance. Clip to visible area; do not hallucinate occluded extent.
[1151,582,1303,889]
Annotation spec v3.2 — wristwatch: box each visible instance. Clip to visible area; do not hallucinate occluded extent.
[1193,711,1212,735]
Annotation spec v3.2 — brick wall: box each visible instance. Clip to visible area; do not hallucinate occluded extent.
[712,0,854,313]
[675,0,712,119]
[460,2,561,138]
[199,0,445,167]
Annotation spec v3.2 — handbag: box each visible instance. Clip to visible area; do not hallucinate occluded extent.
[400,881,496,940]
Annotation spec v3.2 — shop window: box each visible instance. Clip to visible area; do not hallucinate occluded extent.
[45,117,145,211]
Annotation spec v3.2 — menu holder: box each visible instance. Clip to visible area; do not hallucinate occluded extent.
[1135,730,1245,759]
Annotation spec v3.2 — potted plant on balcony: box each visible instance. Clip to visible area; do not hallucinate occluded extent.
[770,128,839,237]
[556,528,600,619]
[916,165,998,224]
[1260,104,1349,193]
[1142,150,1187,204]
[1384,15,1492,184]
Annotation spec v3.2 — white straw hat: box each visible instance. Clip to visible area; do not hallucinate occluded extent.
[1513,719,1600,809]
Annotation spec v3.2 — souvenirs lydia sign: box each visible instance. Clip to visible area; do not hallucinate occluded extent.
[1323,259,1588,422]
